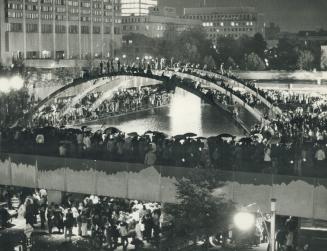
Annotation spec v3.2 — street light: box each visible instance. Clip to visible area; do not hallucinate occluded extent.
[0,75,24,93]
[233,212,255,231]
[270,198,277,251]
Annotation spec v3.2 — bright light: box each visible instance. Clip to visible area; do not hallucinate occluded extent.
[122,54,126,59]
[115,57,119,61]
[233,212,255,231]
[0,75,24,93]
[10,76,24,90]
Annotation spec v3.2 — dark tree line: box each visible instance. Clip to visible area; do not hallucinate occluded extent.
[120,27,323,71]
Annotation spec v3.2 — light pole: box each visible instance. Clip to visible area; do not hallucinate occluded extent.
[270,198,277,251]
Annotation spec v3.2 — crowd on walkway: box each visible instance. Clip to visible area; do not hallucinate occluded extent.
[0,185,162,250]
[1,120,327,177]
[33,84,171,127]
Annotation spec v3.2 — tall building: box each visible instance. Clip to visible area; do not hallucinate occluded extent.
[183,6,265,42]
[120,0,157,16]
[121,6,201,39]
[0,0,123,66]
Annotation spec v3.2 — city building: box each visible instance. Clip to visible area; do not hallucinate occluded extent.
[0,0,123,66]
[121,6,201,39]
[183,6,265,42]
[121,0,157,16]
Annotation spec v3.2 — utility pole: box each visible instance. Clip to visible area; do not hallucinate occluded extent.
[270,198,277,251]
[111,0,115,59]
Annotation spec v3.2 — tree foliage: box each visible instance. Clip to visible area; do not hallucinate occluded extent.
[296,49,315,70]
[243,52,266,71]
[162,171,235,248]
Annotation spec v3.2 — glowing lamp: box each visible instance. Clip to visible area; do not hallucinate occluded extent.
[233,212,255,231]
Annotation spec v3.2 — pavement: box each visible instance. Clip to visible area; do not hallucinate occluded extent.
[2,216,269,251]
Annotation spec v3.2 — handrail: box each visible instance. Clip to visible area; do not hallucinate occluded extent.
[191,68,283,115]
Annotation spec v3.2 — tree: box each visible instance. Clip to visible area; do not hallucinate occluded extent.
[203,55,217,70]
[251,33,267,59]
[322,46,327,70]
[296,49,315,70]
[243,52,266,71]
[162,171,235,249]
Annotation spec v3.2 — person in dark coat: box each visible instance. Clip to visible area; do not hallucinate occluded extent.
[65,208,74,241]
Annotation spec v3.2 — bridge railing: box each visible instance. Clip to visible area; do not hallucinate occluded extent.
[186,68,283,116]
[1,152,327,220]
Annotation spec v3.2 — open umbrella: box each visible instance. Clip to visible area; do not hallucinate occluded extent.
[196,136,206,140]
[218,133,234,138]
[173,134,186,140]
[127,132,138,137]
[104,127,121,134]
[184,132,197,138]
[238,137,253,144]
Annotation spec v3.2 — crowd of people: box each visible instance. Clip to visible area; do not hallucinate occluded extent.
[0,185,162,249]
[33,84,172,127]
[1,120,327,177]
[1,62,327,178]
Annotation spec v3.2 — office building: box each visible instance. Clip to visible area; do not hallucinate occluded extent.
[121,6,201,39]
[0,0,123,66]
[183,6,265,41]
[121,0,157,16]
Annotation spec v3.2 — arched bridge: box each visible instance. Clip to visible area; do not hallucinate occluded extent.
[32,71,265,132]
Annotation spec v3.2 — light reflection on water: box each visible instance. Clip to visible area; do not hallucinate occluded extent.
[88,88,244,137]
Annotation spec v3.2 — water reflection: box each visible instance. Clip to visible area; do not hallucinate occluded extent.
[87,88,244,137]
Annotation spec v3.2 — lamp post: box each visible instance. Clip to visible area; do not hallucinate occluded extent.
[270,198,277,251]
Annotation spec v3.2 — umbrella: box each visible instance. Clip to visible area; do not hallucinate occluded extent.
[184,132,197,138]
[152,131,168,138]
[218,133,234,138]
[65,128,82,134]
[196,136,206,140]
[238,137,253,144]
[127,132,138,137]
[104,127,121,134]
[173,134,186,140]
[144,130,153,134]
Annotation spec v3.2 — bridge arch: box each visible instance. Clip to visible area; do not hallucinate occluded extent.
[31,72,259,132]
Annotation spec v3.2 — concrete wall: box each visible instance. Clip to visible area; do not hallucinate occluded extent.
[0,153,327,220]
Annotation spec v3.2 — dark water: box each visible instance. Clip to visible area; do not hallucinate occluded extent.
[87,88,244,137]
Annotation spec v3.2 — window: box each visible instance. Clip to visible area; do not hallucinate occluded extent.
[55,25,66,33]
[81,26,90,34]
[104,27,111,34]
[41,13,53,20]
[69,16,79,21]
[41,6,53,12]
[10,23,23,32]
[81,2,90,8]
[26,23,38,33]
[93,26,100,34]
[25,5,38,11]
[26,13,39,19]
[8,12,24,18]
[41,24,52,33]
[56,15,64,20]
[69,25,78,33]
[55,0,66,5]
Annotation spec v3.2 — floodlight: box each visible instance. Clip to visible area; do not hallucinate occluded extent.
[233,212,255,231]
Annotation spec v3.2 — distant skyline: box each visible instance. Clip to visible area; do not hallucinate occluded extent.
[159,0,327,32]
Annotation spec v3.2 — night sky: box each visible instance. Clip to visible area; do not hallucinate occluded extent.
[159,0,327,32]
